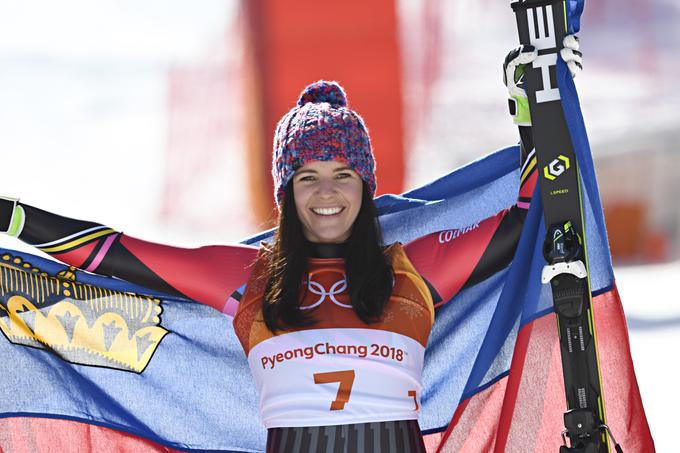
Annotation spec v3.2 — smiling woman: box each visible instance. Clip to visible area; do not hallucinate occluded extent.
[292,161,363,243]
[263,164,393,334]
[260,81,396,336]
[252,81,429,450]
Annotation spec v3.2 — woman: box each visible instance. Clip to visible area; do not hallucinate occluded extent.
[0,42,581,452]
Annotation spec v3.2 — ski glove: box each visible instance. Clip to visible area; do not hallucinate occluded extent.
[0,196,24,237]
[503,35,583,126]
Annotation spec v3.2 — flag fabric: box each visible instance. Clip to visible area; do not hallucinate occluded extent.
[0,141,653,453]
[0,0,654,451]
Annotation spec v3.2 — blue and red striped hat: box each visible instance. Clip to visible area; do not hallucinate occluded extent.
[272,81,376,207]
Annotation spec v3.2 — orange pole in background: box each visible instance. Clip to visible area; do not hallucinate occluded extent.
[243,0,405,226]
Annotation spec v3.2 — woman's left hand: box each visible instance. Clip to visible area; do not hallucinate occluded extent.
[503,35,583,126]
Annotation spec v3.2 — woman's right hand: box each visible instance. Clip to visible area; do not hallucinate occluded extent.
[0,198,258,314]
[0,196,23,237]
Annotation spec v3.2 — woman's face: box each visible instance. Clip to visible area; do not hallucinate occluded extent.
[292,160,363,243]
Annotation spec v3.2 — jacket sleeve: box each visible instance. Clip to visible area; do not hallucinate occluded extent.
[4,202,258,314]
[404,127,538,307]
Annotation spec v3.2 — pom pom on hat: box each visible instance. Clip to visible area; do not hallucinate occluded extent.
[297,80,348,107]
[272,80,376,208]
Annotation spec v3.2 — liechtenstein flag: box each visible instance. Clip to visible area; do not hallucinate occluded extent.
[0,1,654,452]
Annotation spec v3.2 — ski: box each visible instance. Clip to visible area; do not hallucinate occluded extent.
[509,1,619,452]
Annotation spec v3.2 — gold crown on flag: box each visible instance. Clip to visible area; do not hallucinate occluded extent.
[0,254,168,373]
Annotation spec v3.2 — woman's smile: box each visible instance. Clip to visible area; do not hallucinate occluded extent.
[311,207,344,216]
[293,160,363,243]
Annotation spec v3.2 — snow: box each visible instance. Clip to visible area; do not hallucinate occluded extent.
[616,261,680,451]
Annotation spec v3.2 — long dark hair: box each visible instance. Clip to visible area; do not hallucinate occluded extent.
[262,182,393,332]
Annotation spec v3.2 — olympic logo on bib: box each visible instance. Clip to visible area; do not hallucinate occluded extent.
[301,276,351,310]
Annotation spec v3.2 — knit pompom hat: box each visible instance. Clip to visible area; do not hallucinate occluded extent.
[272,80,376,208]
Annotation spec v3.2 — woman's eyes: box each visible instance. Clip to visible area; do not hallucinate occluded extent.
[298,173,352,182]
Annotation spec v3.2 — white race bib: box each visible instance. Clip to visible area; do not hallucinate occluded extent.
[248,328,425,428]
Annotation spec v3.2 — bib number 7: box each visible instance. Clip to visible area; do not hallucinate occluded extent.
[313,370,355,411]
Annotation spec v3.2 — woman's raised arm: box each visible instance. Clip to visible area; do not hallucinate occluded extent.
[404,37,582,306]
[404,143,537,307]
[0,199,257,314]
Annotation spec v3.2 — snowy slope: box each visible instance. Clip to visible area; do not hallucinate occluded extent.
[616,261,680,451]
